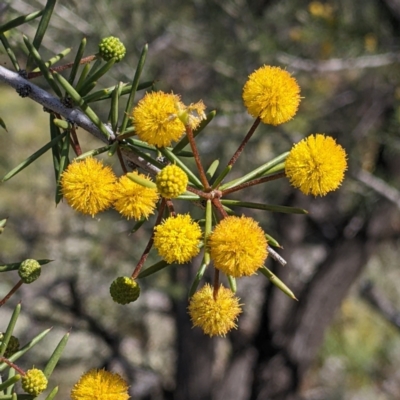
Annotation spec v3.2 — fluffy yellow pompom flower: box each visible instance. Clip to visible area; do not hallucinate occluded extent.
[208,215,268,277]
[113,173,159,220]
[242,65,301,125]
[156,164,188,198]
[71,369,129,400]
[188,284,242,337]
[153,214,202,264]
[132,91,185,147]
[61,157,116,217]
[285,134,347,196]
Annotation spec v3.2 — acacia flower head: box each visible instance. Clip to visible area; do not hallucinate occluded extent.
[188,284,242,337]
[21,368,48,396]
[71,369,129,400]
[242,65,301,125]
[156,164,188,198]
[177,100,207,130]
[208,215,268,277]
[110,276,140,305]
[285,134,347,196]
[132,91,185,147]
[113,173,159,220]
[153,214,202,264]
[61,157,116,217]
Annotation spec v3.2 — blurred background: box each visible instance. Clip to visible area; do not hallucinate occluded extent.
[2,0,400,399]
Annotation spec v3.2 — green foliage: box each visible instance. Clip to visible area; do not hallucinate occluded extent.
[2,0,400,398]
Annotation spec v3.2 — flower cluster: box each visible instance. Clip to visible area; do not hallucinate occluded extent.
[71,369,129,400]
[59,63,347,338]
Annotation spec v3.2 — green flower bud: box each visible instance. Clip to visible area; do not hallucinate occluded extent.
[110,276,140,305]
[21,368,48,396]
[156,165,188,198]
[98,36,126,62]
[0,333,20,358]
[18,259,41,284]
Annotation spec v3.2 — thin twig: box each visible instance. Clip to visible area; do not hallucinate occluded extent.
[131,199,166,279]
[185,125,210,190]
[27,55,97,79]
[213,268,220,300]
[0,280,23,307]
[277,51,400,72]
[227,117,260,168]
[355,169,400,210]
[221,172,285,196]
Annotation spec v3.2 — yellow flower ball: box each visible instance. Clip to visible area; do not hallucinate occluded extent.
[61,157,116,217]
[132,91,185,147]
[156,164,188,198]
[242,65,301,125]
[71,369,129,400]
[285,134,347,196]
[188,284,242,337]
[153,214,202,264]
[113,173,159,220]
[208,215,268,277]
[21,368,48,396]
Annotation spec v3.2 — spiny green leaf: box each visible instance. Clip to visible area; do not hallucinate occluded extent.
[1,132,67,182]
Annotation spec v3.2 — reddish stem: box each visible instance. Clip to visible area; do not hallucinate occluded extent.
[185,125,210,190]
[27,55,97,79]
[70,126,82,156]
[0,357,26,375]
[165,199,176,217]
[227,117,261,168]
[117,147,128,173]
[211,198,228,219]
[221,172,286,196]
[0,280,23,307]
[213,268,220,300]
[131,200,166,279]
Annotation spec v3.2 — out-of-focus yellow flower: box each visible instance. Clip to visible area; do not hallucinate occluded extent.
[132,91,185,147]
[113,173,159,220]
[242,65,301,125]
[285,134,347,196]
[309,2,334,19]
[71,369,129,400]
[61,157,116,217]
[153,214,202,264]
[364,33,377,53]
[308,1,325,17]
[188,284,242,337]
[208,215,268,277]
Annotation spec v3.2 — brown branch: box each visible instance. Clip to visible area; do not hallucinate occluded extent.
[131,200,166,279]
[185,125,210,190]
[27,55,97,79]
[221,172,285,196]
[0,280,23,307]
[227,117,261,168]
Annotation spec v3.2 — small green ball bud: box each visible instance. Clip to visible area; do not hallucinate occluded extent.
[21,368,48,396]
[98,36,126,62]
[18,259,41,284]
[0,333,20,358]
[110,276,140,305]
[156,165,188,198]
